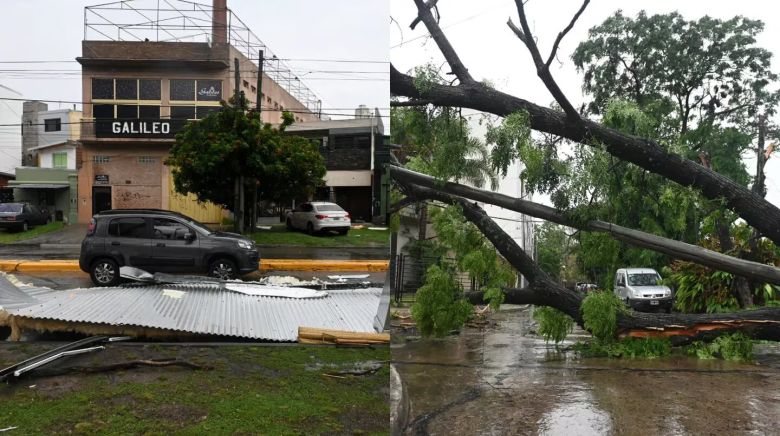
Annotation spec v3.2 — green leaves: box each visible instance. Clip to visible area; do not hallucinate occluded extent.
[411,264,474,337]
[581,291,626,342]
[532,307,574,344]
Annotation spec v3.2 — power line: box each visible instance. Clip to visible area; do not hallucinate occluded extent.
[0,97,391,112]
[0,58,389,64]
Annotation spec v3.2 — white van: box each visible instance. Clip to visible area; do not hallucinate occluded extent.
[614,268,673,313]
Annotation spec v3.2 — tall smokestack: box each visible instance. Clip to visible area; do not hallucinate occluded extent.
[212,0,227,45]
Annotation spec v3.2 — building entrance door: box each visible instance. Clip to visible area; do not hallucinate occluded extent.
[92,186,112,215]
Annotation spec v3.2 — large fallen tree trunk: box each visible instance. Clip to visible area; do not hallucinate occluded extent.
[391,0,780,247]
[388,166,780,285]
[397,182,780,341]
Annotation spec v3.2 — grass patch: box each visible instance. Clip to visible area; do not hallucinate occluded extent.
[249,225,389,247]
[0,222,64,244]
[686,332,753,361]
[0,344,389,435]
[574,337,672,359]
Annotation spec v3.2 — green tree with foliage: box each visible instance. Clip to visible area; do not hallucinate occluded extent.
[166,93,325,232]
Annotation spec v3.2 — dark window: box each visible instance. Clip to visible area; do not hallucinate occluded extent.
[116,105,137,119]
[196,106,220,119]
[44,118,61,132]
[153,218,192,240]
[108,217,148,238]
[301,204,314,212]
[139,79,161,100]
[139,105,160,120]
[170,79,195,100]
[196,80,222,101]
[93,104,114,119]
[333,135,371,149]
[170,106,196,120]
[92,78,114,99]
[115,79,138,100]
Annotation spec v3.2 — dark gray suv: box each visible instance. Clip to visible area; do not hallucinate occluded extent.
[79,209,260,286]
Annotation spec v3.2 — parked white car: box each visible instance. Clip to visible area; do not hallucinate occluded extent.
[286,202,351,235]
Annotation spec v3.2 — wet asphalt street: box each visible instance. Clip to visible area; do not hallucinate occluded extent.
[392,306,780,435]
[10,269,388,290]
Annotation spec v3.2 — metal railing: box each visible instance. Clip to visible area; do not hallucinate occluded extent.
[84,0,323,116]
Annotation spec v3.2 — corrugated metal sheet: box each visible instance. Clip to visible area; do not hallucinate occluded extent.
[1,279,381,341]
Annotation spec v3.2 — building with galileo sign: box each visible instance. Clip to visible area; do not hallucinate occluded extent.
[75,0,321,223]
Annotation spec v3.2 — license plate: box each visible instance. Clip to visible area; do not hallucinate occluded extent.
[650,300,659,305]
[332,217,340,220]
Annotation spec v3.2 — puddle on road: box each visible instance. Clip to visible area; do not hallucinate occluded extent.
[393,306,780,435]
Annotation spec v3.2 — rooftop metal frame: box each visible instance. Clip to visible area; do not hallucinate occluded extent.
[83,0,323,116]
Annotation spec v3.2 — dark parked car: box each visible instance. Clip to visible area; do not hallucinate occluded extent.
[0,203,49,232]
[79,209,260,286]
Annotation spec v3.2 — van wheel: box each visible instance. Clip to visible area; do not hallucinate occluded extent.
[209,258,237,280]
[90,258,119,287]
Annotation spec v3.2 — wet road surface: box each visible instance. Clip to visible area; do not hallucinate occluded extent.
[11,270,387,290]
[392,306,780,435]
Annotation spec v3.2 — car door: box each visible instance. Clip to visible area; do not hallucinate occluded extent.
[106,217,153,267]
[151,217,200,271]
[616,272,627,299]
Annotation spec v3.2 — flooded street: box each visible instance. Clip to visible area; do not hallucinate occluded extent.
[392,306,780,435]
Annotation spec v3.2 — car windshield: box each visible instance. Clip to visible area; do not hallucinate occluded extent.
[0,204,22,213]
[628,273,661,286]
[316,204,344,212]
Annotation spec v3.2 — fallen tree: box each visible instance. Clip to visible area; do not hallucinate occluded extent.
[389,166,780,285]
[392,0,780,247]
[393,174,780,342]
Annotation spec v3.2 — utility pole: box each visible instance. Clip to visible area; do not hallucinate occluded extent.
[233,57,244,233]
[250,50,263,230]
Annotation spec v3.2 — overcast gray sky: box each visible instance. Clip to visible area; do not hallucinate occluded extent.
[0,0,389,119]
[391,0,780,208]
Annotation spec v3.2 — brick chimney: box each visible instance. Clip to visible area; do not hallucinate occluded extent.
[212,0,227,45]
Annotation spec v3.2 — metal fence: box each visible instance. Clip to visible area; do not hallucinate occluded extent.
[391,254,485,304]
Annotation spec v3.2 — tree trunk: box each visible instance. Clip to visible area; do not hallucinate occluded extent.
[390,65,780,246]
[389,166,780,285]
[397,180,780,341]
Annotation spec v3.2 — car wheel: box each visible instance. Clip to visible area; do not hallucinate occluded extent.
[209,257,238,280]
[90,258,120,287]
[21,221,28,232]
[286,218,294,230]
[338,228,348,235]
[306,222,315,235]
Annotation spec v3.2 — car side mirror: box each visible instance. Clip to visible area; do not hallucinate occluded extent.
[184,232,195,241]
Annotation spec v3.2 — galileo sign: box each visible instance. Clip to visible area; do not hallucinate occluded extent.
[95,118,185,138]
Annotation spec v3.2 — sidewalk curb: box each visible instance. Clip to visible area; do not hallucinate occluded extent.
[0,259,389,273]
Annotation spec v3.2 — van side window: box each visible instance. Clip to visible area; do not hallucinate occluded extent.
[108,217,149,238]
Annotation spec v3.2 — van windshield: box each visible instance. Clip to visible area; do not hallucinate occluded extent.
[0,204,22,213]
[628,273,660,286]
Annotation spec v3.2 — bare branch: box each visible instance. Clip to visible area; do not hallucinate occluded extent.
[411,0,474,84]
[545,0,590,68]
[510,0,581,120]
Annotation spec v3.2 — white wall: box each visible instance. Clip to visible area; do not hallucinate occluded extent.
[0,84,23,174]
[38,144,76,170]
[36,109,81,148]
